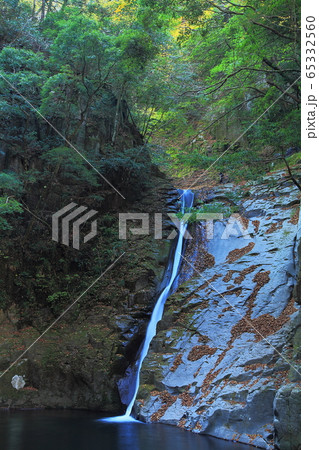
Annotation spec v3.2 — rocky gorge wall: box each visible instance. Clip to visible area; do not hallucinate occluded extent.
[135,173,301,450]
[0,175,181,413]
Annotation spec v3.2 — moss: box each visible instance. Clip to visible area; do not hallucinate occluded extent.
[288,324,301,382]
[293,327,301,358]
[273,152,301,171]
[137,384,157,400]
[41,345,64,369]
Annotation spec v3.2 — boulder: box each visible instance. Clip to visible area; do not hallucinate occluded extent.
[274,385,301,450]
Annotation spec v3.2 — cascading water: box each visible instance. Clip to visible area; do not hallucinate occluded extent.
[101,189,194,423]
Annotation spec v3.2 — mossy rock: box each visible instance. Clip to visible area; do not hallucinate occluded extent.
[137,384,157,400]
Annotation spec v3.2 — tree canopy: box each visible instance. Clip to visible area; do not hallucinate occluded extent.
[0,0,300,318]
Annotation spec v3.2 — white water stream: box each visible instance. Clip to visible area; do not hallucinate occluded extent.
[102,189,194,423]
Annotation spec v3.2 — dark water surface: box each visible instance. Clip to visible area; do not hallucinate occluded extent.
[0,410,254,450]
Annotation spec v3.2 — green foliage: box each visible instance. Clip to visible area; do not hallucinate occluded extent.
[47,291,70,313]
[0,47,44,72]
[0,0,42,50]
[117,29,158,69]
[273,152,301,171]
[0,0,300,319]
[41,147,99,187]
[223,189,251,203]
[0,195,23,230]
[0,172,23,193]
[101,146,152,193]
[162,144,265,181]
[139,0,301,180]
[176,202,232,223]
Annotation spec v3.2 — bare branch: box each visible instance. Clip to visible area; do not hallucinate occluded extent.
[266,80,300,103]
[222,0,256,11]
[251,20,294,40]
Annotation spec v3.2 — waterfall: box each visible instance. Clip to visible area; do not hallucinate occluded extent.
[101,189,194,423]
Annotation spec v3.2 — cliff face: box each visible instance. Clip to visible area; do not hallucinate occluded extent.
[0,173,180,412]
[136,173,301,449]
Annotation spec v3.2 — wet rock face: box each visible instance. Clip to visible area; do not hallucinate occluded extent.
[136,175,300,449]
